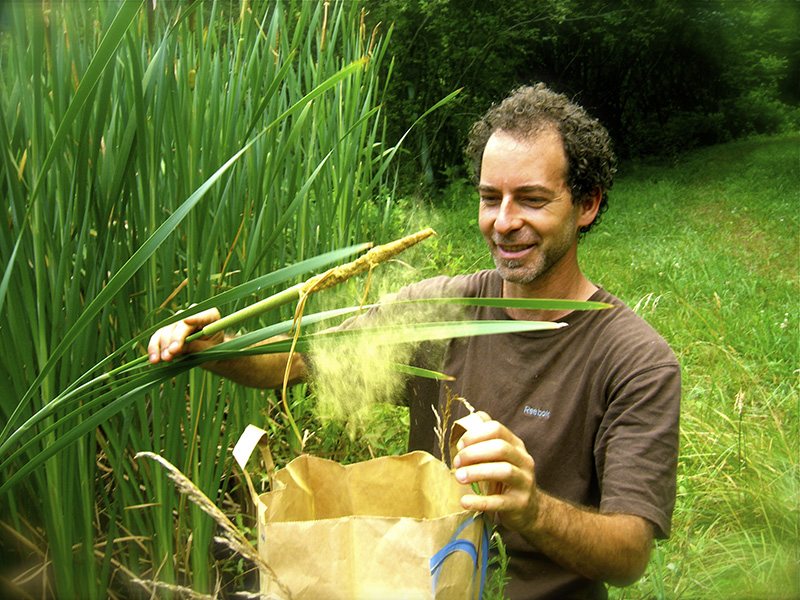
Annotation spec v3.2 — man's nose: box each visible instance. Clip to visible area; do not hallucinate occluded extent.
[494,198,523,234]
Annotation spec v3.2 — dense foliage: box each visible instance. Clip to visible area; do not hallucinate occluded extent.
[0,1,407,596]
[366,0,799,189]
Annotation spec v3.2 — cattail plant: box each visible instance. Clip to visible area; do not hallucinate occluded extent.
[0,1,413,595]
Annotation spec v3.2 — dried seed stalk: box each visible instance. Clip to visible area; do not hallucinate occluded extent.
[133,577,287,600]
[196,228,436,340]
[439,387,457,459]
[432,404,444,459]
[132,579,218,600]
[300,227,436,295]
[434,386,466,461]
[457,394,476,415]
[135,452,293,600]
[441,387,456,434]
[443,384,474,418]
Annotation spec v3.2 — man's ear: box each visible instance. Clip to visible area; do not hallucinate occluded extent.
[578,187,602,228]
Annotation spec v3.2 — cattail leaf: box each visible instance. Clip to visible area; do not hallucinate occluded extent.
[195,320,567,360]
[0,1,144,316]
[30,0,144,205]
[1,132,264,445]
[391,364,456,381]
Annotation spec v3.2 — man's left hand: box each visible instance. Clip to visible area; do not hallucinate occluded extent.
[453,411,540,533]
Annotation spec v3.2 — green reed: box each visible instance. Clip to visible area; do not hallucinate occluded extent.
[0,1,404,595]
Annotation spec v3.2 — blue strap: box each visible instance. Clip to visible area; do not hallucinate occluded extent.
[429,514,491,598]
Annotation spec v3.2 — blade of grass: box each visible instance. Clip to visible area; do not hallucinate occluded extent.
[0,0,144,316]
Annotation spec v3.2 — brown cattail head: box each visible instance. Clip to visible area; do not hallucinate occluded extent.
[302,228,436,295]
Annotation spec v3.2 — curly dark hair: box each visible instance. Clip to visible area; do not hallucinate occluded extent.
[465,84,616,236]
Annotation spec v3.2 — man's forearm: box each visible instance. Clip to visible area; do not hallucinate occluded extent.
[200,335,308,389]
[522,492,653,587]
[452,418,656,587]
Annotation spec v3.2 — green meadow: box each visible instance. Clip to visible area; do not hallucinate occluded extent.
[598,137,798,599]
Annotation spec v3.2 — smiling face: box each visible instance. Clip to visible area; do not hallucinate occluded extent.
[478,128,598,296]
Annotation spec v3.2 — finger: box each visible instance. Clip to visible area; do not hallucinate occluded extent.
[454,440,535,495]
[167,324,190,357]
[454,459,528,487]
[459,438,534,471]
[456,462,535,521]
[151,321,189,362]
[148,308,220,364]
[460,491,511,514]
[173,309,226,356]
[457,421,525,457]
[147,330,164,363]
[454,420,535,484]
[159,324,183,361]
[455,438,514,467]
[181,307,221,329]
[147,323,179,363]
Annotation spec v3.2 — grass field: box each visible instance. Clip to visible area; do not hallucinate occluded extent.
[343,134,798,599]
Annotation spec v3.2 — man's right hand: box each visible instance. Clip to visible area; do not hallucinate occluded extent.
[148,307,224,364]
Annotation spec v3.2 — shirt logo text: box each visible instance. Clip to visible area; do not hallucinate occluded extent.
[523,406,551,419]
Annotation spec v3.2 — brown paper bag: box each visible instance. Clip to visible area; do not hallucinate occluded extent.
[233,424,490,600]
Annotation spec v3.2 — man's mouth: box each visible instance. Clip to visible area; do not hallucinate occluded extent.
[495,242,535,259]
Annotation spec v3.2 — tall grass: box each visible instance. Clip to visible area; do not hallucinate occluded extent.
[594,136,799,600]
[0,0,412,596]
[423,135,799,599]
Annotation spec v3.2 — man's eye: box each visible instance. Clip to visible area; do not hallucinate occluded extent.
[522,197,547,207]
[480,196,500,204]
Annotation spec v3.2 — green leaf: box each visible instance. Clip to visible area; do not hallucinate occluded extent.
[0,1,144,316]
[195,319,566,360]
[0,130,265,446]
[390,363,456,381]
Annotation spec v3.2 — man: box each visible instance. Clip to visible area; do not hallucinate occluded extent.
[149,84,680,600]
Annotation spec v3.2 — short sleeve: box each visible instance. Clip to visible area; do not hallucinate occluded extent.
[595,361,681,538]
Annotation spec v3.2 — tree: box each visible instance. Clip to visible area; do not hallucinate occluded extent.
[367,0,799,189]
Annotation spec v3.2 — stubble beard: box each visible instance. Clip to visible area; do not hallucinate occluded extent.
[492,252,547,286]
[490,225,576,287]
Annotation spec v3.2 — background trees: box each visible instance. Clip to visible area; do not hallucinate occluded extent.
[368,0,799,190]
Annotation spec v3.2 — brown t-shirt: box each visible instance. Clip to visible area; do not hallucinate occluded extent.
[371,270,680,600]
